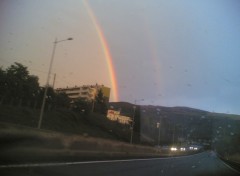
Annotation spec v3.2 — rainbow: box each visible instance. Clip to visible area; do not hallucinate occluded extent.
[83,0,119,102]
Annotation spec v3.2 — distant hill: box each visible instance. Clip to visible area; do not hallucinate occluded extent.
[108,102,240,152]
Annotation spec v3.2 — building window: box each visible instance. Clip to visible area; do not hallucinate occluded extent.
[81,92,88,95]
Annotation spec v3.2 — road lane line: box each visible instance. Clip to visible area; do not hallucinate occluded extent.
[0,152,205,168]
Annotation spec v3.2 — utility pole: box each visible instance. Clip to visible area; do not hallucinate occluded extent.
[130,99,144,144]
[172,124,175,145]
[38,37,73,129]
[52,73,56,89]
[130,105,136,144]
[157,122,161,147]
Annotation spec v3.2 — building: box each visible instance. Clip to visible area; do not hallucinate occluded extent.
[55,84,110,102]
[107,110,132,125]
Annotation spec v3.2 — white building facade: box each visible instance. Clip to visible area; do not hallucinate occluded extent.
[55,84,110,102]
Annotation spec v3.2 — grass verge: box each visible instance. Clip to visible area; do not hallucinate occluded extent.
[0,122,197,165]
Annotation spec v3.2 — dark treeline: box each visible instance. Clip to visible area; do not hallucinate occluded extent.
[0,62,69,110]
[0,62,107,114]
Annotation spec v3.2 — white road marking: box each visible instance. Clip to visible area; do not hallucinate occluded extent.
[0,152,204,168]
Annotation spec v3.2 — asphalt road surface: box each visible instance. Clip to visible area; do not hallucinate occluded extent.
[0,151,239,176]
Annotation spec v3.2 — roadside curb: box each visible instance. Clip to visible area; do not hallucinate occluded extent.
[217,153,240,174]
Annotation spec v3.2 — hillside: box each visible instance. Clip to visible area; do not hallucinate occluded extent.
[0,105,130,142]
[0,104,204,165]
[0,102,239,159]
[108,102,240,156]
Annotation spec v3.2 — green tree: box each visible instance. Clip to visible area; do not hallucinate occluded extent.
[94,89,108,114]
[1,62,40,106]
[0,67,7,104]
[72,98,91,114]
[38,86,56,111]
[54,92,70,109]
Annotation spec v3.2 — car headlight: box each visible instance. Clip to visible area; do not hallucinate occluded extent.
[170,147,177,151]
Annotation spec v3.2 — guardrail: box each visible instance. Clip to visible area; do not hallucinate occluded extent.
[217,153,240,172]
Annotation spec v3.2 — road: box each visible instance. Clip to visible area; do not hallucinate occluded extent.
[0,152,239,176]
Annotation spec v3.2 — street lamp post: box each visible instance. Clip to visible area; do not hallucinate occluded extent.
[172,124,176,145]
[38,37,73,129]
[156,108,161,147]
[157,122,161,147]
[130,99,144,144]
[130,105,136,144]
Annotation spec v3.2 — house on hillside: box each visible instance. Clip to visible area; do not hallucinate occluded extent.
[107,110,132,125]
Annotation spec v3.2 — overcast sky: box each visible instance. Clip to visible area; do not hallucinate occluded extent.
[1,0,240,114]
